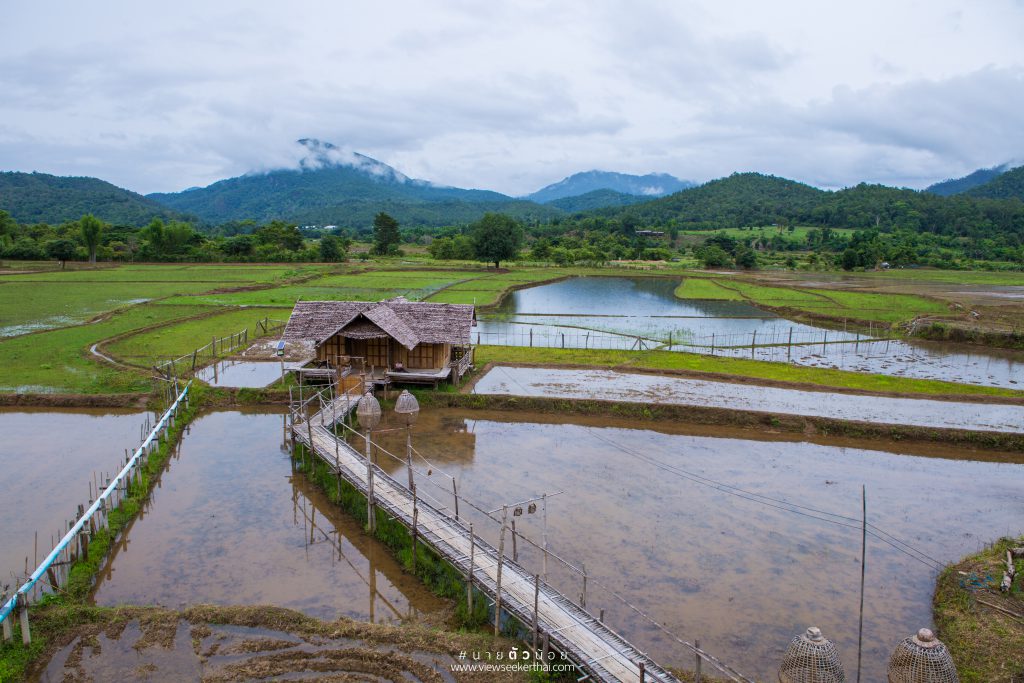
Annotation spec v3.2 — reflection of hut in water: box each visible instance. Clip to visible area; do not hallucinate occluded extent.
[282,297,476,388]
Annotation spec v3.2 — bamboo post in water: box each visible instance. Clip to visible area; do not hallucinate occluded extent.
[533,573,540,651]
[494,505,509,637]
[411,484,419,574]
[695,639,702,682]
[511,519,518,562]
[750,330,756,358]
[452,478,459,520]
[467,523,475,612]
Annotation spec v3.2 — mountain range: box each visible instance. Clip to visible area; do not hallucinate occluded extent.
[524,170,693,204]
[1,139,1021,229]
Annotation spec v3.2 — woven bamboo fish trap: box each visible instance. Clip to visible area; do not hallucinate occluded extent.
[779,627,846,682]
[887,628,959,683]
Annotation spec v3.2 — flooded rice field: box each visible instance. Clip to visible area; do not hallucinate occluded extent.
[477,276,1024,388]
[0,408,148,586]
[90,409,445,624]
[366,407,1024,681]
[703,337,1024,389]
[477,276,845,347]
[194,359,283,388]
[474,366,1024,433]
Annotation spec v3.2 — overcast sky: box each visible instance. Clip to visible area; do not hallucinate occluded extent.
[2,1,1023,196]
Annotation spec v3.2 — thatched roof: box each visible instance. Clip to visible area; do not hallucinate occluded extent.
[283,298,474,349]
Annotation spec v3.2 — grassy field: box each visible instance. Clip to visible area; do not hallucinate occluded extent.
[674,276,951,324]
[933,536,1024,682]
[0,304,210,394]
[104,306,293,367]
[0,263,327,337]
[475,345,1024,398]
[0,260,1016,396]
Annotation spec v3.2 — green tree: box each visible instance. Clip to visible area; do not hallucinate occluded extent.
[45,238,78,268]
[469,213,524,268]
[79,214,104,263]
[255,220,303,251]
[319,234,346,262]
[372,212,401,255]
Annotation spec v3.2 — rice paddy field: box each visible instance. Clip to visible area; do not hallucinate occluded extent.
[0,259,1018,396]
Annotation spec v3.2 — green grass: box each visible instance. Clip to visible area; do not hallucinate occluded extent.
[475,345,1024,398]
[933,536,1024,682]
[104,306,293,366]
[676,277,951,325]
[0,304,208,394]
[0,281,230,336]
[673,278,744,300]
[0,263,324,336]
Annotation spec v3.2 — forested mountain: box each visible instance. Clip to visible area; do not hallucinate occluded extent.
[147,139,561,227]
[547,189,649,213]
[0,172,186,226]
[965,165,1024,201]
[526,170,692,204]
[591,173,827,227]
[926,164,1013,196]
[585,173,1024,243]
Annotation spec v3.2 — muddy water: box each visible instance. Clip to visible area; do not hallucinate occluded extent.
[91,410,445,623]
[194,359,283,387]
[367,408,1024,681]
[0,408,148,585]
[36,618,462,683]
[474,366,1024,433]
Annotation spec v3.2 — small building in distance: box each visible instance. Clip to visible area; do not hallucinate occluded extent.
[282,297,475,387]
[635,230,665,237]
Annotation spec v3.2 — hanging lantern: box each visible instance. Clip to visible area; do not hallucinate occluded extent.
[779,627,846,683]
[887,628,959,683]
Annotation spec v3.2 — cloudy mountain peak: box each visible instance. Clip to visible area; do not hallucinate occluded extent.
[294,138,409,183]
[526,170,694,204]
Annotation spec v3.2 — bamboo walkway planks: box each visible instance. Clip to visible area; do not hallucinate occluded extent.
[294,402,680,683]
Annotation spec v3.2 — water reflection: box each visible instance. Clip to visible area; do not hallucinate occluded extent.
[369,407,1024,681]
[91,409,445,623]
[194,359,283,388]
[477,276,1024,388]
[0,408,148,584]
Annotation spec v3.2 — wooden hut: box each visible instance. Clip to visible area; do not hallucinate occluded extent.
[282,297,475,387]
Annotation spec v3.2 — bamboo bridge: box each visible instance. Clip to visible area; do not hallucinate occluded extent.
[289,386,752,683]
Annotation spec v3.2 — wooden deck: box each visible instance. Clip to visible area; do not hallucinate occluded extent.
[292,397,682,683]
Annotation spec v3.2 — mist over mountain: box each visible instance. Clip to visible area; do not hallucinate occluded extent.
[526,170,694,204]
[926,163,1016,196]
[146,139,559,227]
[964,164,1024,201]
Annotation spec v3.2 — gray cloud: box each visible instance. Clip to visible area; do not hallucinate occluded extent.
[0,0,1022,196]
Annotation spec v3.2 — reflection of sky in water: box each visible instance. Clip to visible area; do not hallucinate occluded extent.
[477,276,1024,387]
[92,411,444,623]
[195,360,283,388]
[370,408,1024,682]
[0,409,147,582]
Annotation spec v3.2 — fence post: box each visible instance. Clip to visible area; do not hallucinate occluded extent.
[529,328,533,347]
[18,594,30,645]
[212,336,217,357]
[695,639,702,682]
[710,333,715,355]
[751,330,756,359]
[787,327,793,362]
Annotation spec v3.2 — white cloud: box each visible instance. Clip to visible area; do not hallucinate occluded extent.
[0,0,1022,195]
